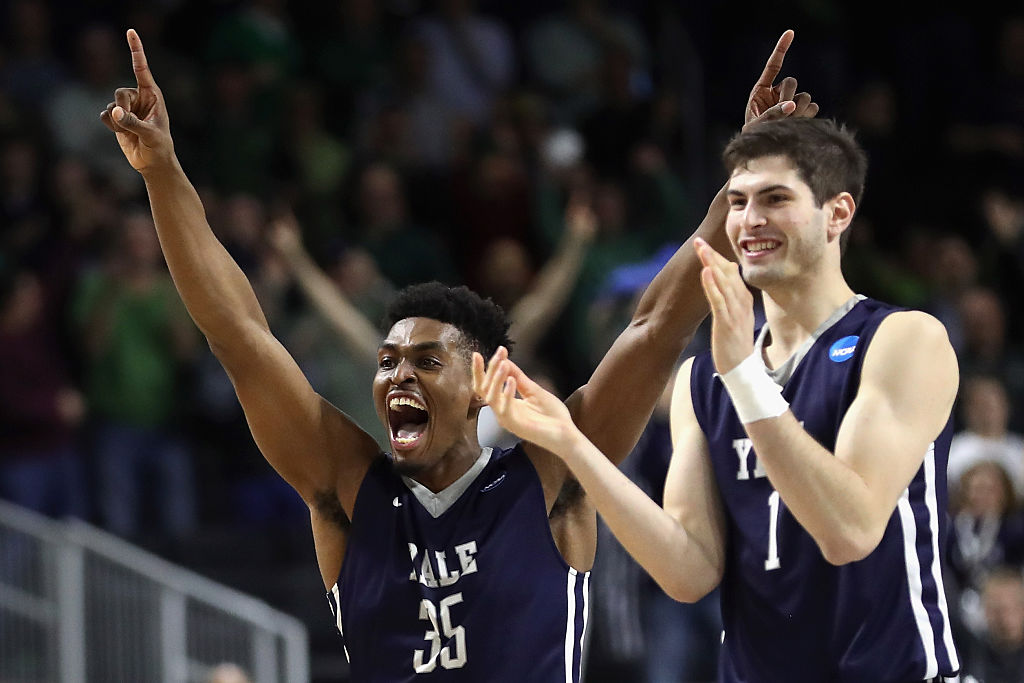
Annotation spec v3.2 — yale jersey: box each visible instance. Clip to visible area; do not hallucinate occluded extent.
[690,298,959,683]
[327,445,589,682]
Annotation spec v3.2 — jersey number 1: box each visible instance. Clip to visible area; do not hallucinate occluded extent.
[765,490,781,571]
[413,593,467,673]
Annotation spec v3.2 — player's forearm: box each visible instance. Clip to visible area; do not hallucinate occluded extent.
[629,182,731,346]
[744,413,885,565]
[574,184,732,463]
[139,160,270,349]
[559,433,723,601]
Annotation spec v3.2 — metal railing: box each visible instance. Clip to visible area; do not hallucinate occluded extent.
[0,499,309,683]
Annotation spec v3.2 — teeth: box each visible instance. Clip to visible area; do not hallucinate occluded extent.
[745,240,779,253]
[394,435,419,444]
[389,396,427,411]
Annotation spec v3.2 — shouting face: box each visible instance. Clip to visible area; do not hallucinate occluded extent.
[372,318,483,486]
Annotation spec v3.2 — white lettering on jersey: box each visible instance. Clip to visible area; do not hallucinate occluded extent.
[454,541,478,576]
[732,438,766,480]
[408,540,479,587]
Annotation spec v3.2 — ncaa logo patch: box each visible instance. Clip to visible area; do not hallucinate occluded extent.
[828,335,859,363]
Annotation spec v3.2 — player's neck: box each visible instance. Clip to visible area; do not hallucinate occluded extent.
[413,437,484,494]
[761,273,855,360]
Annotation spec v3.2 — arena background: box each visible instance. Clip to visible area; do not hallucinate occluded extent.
[2,1,1023,681]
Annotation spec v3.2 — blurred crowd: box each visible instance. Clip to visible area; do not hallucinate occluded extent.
[2,1,1024,680]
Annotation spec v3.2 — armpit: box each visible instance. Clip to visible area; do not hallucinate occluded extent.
[549,476,585,519]
[313,489,351,530]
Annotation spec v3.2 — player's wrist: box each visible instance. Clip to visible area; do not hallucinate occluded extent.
[720,350,789,424]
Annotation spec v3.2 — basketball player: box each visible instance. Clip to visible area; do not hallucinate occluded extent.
[476,117,962,682]
[100,27,813,682]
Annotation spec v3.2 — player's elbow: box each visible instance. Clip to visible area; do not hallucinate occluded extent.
[657,569,721,603]
[818,527,883,566]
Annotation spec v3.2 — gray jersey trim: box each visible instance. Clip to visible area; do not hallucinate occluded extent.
[402,447,494,518]
[757,294,865,386]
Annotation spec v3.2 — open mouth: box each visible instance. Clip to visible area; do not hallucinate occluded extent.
[387,395,430,450]
[741,239,781,257]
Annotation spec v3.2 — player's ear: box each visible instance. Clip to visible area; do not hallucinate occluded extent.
[826,192,855,242]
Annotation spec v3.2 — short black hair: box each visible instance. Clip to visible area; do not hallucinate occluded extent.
[382,282,513,360]
[723,117,868,209]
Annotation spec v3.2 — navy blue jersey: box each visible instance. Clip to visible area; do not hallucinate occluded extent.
[690,298,960,683]
[327,445,589,682]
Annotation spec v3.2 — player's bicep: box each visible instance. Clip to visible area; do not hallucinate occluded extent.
[215,326,378,515]
[835,312,959,514]
[665,360,727,581]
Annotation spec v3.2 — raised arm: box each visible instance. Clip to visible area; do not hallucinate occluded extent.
[508,192,596,358]
[697,240,959,565]
[557,30,816,465]
[269,214,381,360]
[473,352,727,600]
[99,30,378,523]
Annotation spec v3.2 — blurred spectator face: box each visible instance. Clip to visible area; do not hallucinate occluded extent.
[342,0,378,28]
[983,574,1024,649]
[121,212,161,268]
[477,152,523,199]
[213,65,256,111]
[964,376,1011,436]
[0,271,43,331]
[222,194,266,249]
[398,36,431,88]
[287,84,324,131]
[962,462,1012,517]
[959,288,1006,356]
[439,0,473,20]
[52,156,91,196]
[10,0,51,49]
[359,165,405,228]
[601,45,634,102]
[981,189,1024,244]
[77,24,120,86]
[595,181,626,235]
[330,247,383,296]
[479,238,532,304]
[851,82,896,136]
[2,138,38,188]
[931,235,977,293]
[1000,17,1024,77]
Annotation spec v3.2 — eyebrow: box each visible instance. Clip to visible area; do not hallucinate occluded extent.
[727,184,793,198]
[378,341,448,354]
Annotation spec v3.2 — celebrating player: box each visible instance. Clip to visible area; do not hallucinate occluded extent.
[101,27,813,682]
[476,117,961,681]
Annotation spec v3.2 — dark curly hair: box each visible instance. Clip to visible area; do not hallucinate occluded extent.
[381,282,513,361]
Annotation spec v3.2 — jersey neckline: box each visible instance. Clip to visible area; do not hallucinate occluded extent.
[400,447,494,518]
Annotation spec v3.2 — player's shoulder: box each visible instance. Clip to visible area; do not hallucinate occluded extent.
[861,308,958,388]
[872,308,953,352]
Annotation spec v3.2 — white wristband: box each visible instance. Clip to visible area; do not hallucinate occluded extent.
[719,351,789,424]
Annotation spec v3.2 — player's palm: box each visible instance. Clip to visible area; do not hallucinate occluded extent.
[497,376,574,455]
[113,88,168,171]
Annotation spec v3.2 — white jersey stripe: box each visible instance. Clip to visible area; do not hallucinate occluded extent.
[923,444,960,670]
[580,572,590,669]
[330,583,351,664]
[898,489,938,678]
[565,569,578,683]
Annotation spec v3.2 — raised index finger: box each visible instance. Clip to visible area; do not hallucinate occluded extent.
[755,29,794,88]
[126,28,156,88]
